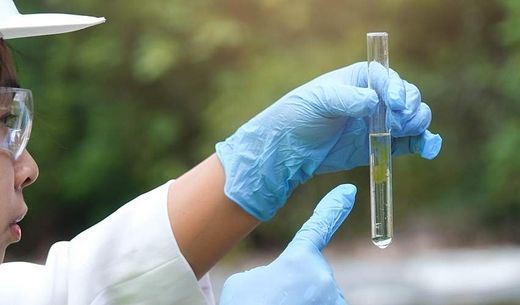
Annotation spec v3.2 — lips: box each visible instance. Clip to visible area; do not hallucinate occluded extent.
[10,223,21,241]
[13,213,25,224]
[12,207,27,225]
[9,207,27,242]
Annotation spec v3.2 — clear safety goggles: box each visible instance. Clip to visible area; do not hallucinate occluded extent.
[0,87,33,160]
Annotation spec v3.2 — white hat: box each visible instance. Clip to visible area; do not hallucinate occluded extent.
[0,0,105,40]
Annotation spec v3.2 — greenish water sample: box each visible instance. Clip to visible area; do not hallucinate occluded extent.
[369,132,393,248]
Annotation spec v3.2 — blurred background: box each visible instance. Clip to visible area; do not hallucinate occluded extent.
[5,0,520,304]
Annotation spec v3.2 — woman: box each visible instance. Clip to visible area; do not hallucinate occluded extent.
[0,1,441,304]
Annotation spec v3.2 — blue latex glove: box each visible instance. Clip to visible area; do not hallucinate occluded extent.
[219,184,356,305]
[216,62,442,221]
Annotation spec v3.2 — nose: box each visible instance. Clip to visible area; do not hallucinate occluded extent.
[14,150,39,190]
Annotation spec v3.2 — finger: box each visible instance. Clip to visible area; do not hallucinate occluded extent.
[309,84,379,118]
[385,69,407,111]
[392,102,432,137]
[392,130,442,159]
[390,81,422,132]
[316,62,413,114]
[403,80,421,114]
[367,62,407,111]
[290,184,356,251]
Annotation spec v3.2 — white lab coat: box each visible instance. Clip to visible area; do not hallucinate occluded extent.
[0,181,216,305]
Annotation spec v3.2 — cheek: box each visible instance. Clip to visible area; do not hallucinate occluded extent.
[0,158,15,236]
[0,155,14,203]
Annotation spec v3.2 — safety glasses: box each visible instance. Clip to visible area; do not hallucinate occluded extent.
[0,87,33,160]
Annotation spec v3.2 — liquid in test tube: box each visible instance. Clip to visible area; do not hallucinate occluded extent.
[367,32,393,249]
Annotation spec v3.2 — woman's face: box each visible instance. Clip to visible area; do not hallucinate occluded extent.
[0,149,38,262]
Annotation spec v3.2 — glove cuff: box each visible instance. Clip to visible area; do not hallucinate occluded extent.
[215,140,279,221]
[215,130,308,221]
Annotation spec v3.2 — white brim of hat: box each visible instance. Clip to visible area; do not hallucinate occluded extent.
[0,13,105,40]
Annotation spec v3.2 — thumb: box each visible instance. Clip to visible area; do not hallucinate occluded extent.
[290,184,356,251]
[392,130,442,160]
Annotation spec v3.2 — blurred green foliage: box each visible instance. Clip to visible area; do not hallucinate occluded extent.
[5,0,520,260]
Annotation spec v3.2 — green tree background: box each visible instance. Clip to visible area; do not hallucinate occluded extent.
[5,0,520,261]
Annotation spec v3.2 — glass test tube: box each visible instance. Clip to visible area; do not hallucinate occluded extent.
[367,32,393,249]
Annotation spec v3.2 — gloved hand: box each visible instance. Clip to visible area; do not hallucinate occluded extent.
[219,184,356,305]
[216,62,442,221]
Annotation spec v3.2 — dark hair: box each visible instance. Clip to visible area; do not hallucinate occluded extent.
[0,39,18,87]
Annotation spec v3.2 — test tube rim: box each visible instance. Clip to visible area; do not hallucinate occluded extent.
[367,32,388,37]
